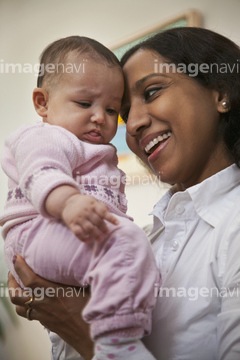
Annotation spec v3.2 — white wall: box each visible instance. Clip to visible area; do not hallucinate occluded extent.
[0,0,240,359]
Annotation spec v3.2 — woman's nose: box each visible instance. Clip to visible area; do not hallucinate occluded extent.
[126,105,151,136]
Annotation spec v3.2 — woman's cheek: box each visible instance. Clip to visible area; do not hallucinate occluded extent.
[126,134,140,156]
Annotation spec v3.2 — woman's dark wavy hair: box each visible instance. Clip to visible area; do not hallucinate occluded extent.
[121,27,240,167]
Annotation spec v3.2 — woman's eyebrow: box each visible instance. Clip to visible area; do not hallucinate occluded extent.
[134,73,170,91]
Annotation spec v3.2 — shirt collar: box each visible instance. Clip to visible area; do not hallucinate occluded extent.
[150,164,240,229]
[187,164,240,227]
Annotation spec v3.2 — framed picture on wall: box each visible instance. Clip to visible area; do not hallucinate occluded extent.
[110,10,202,59]
[110,10,202,185]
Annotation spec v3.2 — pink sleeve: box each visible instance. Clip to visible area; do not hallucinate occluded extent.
[8,124,81,218]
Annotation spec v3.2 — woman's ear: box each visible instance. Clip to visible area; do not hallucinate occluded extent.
[215,92,230,113]
[32,88,49,117]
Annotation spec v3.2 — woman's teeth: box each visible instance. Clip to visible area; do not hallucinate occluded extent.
[145,131,172,153]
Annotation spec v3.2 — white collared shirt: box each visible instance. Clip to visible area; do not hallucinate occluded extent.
[143,164,240,360]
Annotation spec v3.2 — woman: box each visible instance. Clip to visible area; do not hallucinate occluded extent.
[8,27,240,360]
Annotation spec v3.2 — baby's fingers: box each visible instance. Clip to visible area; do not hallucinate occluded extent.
[71,224,91,242]
[94,202,119,227]
[104,212,119,226]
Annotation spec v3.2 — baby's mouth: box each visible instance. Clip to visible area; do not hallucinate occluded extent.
[144,131,172,155]
[84,130,103,143]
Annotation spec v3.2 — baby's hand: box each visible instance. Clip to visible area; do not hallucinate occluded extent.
[61,194,119,242]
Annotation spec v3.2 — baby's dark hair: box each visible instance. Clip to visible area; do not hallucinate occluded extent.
[121,27,240,167]
[37,35,121,88]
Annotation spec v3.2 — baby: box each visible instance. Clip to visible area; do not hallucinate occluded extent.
[0,36,159,360]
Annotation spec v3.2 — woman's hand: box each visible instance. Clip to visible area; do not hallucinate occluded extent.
[8,255,94,360]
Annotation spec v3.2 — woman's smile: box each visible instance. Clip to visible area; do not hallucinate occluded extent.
[140,130,172,154]
[146,131,172,162]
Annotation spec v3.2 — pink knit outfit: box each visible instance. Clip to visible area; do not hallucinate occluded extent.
[0,122,159,340]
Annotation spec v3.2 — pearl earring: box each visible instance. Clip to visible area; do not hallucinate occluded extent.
[222,101,228,109]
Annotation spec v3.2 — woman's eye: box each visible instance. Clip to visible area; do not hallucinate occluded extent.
[144,87,162,101]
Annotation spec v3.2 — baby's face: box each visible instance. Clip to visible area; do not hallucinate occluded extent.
[44,57,124,144]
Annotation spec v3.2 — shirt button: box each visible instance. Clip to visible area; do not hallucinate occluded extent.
[176,205,185,214]
[170,240,179,251]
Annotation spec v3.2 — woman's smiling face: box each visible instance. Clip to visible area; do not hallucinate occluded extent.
[121,49,233,190]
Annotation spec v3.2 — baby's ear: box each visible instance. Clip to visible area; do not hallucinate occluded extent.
[32,88,49,117]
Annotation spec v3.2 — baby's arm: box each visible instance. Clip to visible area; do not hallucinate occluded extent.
[45,185,119,241]
[6,125,118,240]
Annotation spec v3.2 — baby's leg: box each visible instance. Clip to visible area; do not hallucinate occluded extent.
[22,216,94,286]
[93,329,157,360]
[82,216,159,360]
[4,216,94,289]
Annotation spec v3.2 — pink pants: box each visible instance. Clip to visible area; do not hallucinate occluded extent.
[5,215,159,339]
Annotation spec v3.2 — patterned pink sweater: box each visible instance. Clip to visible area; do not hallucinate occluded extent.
[0,122,130,238]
